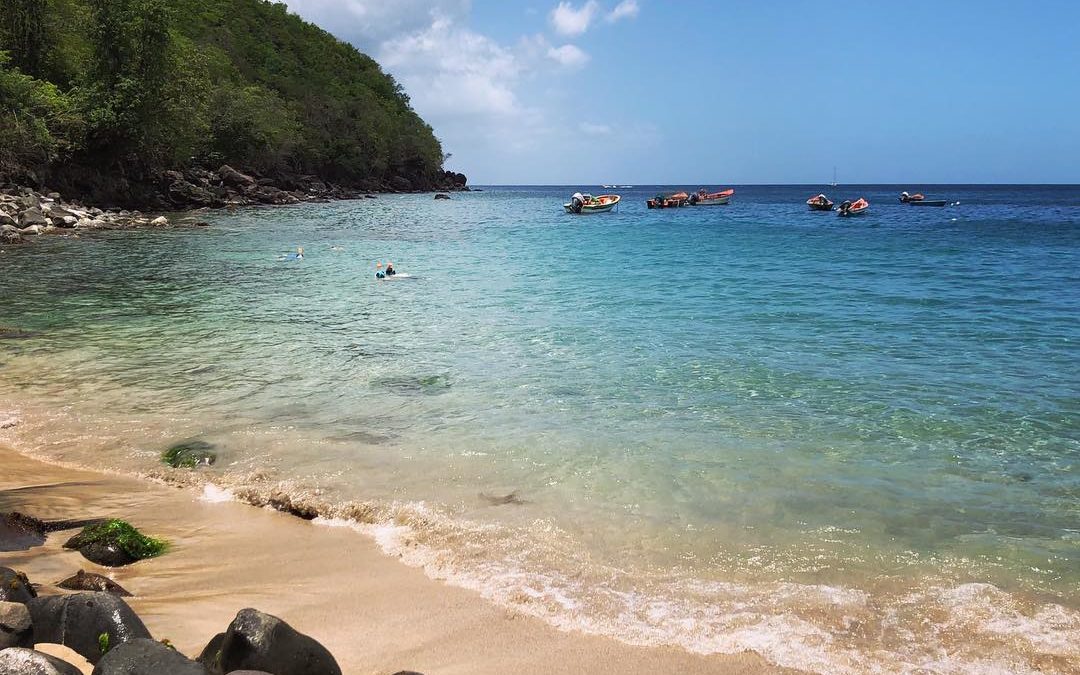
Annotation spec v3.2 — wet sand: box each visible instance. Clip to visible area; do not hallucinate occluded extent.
[0,446,787,674]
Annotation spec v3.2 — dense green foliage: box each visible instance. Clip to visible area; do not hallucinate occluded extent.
[0,0,446,196]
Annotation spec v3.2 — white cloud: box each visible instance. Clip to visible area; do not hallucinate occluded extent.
[550,1,599,36]
[285,0,470,45]
[606,0,639,22]
[546,44,590,69]
[579,122,612,135]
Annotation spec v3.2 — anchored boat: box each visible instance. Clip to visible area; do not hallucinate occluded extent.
[647,192,690,209]
[837,198,869,217]
[690,188,734,206]
[806,194,834,211]
[901,191,948,207]
[564,192,621,214]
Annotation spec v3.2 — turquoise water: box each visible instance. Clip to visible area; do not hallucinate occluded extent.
[2,186,1078,672]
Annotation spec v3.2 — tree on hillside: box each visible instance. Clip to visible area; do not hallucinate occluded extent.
[0,0,48,76]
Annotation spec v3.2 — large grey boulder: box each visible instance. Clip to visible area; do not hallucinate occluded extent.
[218,165,255,188]
[198,609,340,675]
[17,208,47,228]
[92,638,209,675]
[0,212,15,227]
[0,225,20,245]
[0,602,32,649]
[27,593,151,665]
[0,648,83,675]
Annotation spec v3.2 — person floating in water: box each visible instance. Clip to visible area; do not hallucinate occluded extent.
[279,246,304,261]
[385,262,396,276]
[375,261,385,279]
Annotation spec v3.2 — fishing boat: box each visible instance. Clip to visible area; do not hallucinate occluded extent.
[564,192,621,214]
[646,192,689,209]
[901,191,948,207]
[690,188,734,206]
[806,194,834,211]
[837,198,869,217]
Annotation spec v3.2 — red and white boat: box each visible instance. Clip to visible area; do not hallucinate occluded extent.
[837,197,869,217]
[806,194,834,211]
[691,188,734,206]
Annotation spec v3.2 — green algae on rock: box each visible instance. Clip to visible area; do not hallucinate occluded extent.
[63,520,167,567]
[162,440,217,469]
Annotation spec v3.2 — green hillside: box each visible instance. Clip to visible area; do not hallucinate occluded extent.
[0,0,456,203]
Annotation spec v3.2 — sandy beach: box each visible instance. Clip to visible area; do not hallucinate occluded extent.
[0,445,786,674]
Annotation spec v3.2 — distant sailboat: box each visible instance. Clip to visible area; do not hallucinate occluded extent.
[830,167,838,187]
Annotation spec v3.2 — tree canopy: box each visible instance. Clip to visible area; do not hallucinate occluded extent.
[0,0,448,199]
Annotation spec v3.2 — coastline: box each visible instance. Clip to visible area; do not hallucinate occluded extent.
[0,444,785,674]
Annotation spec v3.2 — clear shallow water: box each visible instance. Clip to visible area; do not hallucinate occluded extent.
[2,185,1079,672]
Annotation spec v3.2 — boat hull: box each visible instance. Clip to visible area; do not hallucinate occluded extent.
[565,194,621,214]
[695,196,730,206]
[909,200,948,207]
[808,203,833,211]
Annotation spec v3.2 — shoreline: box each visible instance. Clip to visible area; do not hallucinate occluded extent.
[0,444,784,674]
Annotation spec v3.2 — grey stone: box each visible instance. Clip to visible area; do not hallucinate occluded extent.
[18,208,47,228]
[198,609,340,675]
[0,601,32,649]
[91,638,209,675]
[0,648,82,675]
[27,593,151,665]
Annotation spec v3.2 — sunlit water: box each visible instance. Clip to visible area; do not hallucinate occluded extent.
[2,185,1078,673]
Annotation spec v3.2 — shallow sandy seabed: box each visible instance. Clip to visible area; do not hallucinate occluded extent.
[0,446,786,675]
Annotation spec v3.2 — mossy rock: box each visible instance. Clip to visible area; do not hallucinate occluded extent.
[162,440,217,468]
[63,520,167,567]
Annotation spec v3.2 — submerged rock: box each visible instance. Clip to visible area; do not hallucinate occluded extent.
[63,520,167,567]
[162,440,217,469]
[0,600,33,649]
[0,647,83,675]
[433,193,450,200]
[0,568,36,603]
[27,593,151,665]
[56,570,132,597]
[0,514,46,551]
[198,608,341,675]
[92,638,209,675]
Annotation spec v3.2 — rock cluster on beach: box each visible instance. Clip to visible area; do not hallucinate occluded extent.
[0,510,425,675]
[0,188,192,246]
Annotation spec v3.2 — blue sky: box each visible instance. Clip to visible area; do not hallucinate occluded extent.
[285,1,1080,184]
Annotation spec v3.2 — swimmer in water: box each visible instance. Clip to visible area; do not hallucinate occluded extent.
[375,261,385,279]
[385,262,396,276]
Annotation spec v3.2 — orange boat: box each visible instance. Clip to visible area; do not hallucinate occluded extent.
[690,188,734,206]
[806,194,834,211]
[837,197,869,217]
[647,192,690,209]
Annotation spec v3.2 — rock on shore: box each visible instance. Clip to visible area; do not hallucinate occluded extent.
[0,189,177,246]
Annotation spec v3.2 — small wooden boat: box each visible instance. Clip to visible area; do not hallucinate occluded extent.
[806,194,834,211]
[909,199,948,207]
[647,192,689,209]
[837,198,869,217]
[690,188,734,206]
[564,192,620,214]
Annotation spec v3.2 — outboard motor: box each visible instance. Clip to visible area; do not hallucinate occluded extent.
[571,192,584,214]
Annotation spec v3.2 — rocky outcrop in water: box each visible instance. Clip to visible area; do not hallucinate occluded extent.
[0,189,182,245]
[0,568,36,604]
[56,571,132,598]
[63,520,167,567]
[162,441,218,469]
